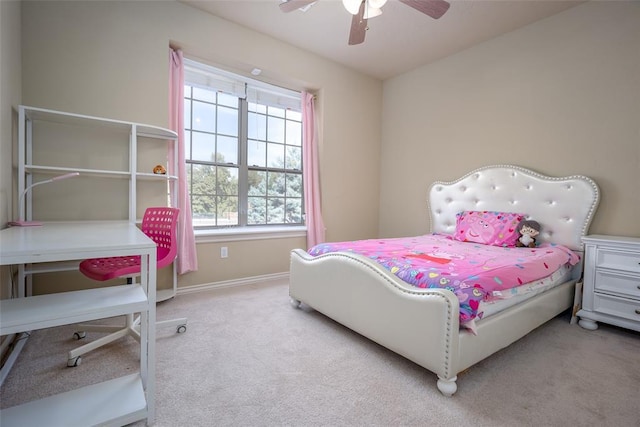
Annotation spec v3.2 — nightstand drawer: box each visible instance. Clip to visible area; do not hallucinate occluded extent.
[593,294,640,322]
[594,270,640,299]
[596,248,640,273]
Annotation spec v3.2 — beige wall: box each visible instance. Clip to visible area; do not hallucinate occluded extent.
[1,1,22,299]
[379,1,640,239]
[18,0,382,291]
[11,1,638,294]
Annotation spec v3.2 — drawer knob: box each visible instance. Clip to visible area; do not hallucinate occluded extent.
[637,309,640,315]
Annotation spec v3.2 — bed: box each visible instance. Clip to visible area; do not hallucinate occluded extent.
[289,165,600,396]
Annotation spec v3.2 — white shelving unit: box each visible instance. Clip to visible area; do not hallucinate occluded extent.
[1,106,179,424]
[0,221,157,426]
[15,105,180,301]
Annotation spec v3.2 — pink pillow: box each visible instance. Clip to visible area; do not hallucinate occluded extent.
[454,211,524,247]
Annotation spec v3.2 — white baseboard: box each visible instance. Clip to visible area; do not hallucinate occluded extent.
[176,272,289,295]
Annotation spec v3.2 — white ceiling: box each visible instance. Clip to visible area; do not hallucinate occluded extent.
[179,0,585,80]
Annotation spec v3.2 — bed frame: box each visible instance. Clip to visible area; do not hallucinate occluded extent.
[289,165,600,396]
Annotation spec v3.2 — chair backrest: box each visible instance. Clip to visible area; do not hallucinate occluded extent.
[141,207,180,269]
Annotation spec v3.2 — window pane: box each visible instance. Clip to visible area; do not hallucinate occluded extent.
[267,197,285,224]
[184,85,192,97]
[193,87,216,102]
[248,102,267,114]
[191,194,216,226]
[217,106,238,137]
[286,120,302,146]
[286,173,302,197]
[286,146,301,170]
[248,112,266,140]
[217,195,238,226]
[286,198,302,223]
[267,116,285,143]
[248,139,266,167]
[191,132,216,162]
[216,166,238,196]
[267,142,285,168]
[192,101,216,133]
[190,164,216,196]
[248,170,266,196]
[267,171,285,197]
[248,197,266,225]
[218,92,238,108]
[184,130,192,159]
[189,162,216,224]
[268,106,285,118]
[183,99,191,129]
[286,110,301,121]
[217,135,238,164]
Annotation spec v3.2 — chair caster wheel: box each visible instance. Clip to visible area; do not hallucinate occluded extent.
[67,356,81,367]
[177,325,187,334]
[73,331,86,340]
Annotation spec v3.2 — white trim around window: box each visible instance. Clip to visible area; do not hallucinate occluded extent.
[195,225,307,243]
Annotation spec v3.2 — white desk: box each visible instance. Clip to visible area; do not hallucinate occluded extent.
[0,221,156,426]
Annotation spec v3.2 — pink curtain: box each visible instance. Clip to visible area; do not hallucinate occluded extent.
[169,48,198,274]
[302,91,325,249]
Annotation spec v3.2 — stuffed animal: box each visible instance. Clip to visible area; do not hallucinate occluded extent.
[516,220,541,248]
[153,164,166,175]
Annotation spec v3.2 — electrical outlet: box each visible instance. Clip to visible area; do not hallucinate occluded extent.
[221,246,228,258]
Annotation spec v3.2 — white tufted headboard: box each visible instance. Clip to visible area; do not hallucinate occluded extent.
[428,165,600,251]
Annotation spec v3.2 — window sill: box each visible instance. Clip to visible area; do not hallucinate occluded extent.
[194,225,307,243]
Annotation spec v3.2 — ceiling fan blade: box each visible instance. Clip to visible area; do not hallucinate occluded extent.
[279,0,317,13]
[399,0,450,19]
[348,1,367,45]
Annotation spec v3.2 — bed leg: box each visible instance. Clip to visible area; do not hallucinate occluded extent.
[437,375,457,397]
[578,318,598,330]
[290,297,302,308]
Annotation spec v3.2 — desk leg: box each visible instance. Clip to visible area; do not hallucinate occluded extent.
[140,251,156,425]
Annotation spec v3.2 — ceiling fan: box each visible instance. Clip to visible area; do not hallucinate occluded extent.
[279,0,451,46]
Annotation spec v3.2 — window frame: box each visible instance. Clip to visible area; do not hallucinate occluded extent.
[183,59,305,233]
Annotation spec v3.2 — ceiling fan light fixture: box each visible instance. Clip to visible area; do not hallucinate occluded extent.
[368,0,387,9]
[364,6,382,19]
[343,0,383,18]
[342,0,362,15]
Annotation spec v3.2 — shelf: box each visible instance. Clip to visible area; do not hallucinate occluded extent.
[23,105,177,141]
[23,260,80,275]
[25,165,177,182]
[137,171,178,181]
[0,373,147,427]
[0,284,148,335]
[26,164,129,178]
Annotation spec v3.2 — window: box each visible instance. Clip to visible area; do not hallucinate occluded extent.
[183,60,304,229]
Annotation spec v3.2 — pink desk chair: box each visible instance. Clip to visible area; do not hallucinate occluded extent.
[67,207,187,367]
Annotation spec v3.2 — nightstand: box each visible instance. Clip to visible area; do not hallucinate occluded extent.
[577,235,640,332]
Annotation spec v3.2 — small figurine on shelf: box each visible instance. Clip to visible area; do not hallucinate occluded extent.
[153,164,166,175]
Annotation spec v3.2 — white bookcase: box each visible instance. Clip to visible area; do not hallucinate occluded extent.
[15,105,179,301]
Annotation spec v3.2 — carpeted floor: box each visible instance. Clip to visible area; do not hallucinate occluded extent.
[1,280,639,426]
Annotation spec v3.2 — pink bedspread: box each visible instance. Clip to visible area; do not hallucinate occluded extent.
[308,234,579,330]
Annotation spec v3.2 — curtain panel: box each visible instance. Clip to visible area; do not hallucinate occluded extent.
[302,91,325,249]
[169,48,198,274]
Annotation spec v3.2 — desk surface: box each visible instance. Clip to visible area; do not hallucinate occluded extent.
[0,221,155,265]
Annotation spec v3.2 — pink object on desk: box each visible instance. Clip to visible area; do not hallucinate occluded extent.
[8,220,43,227]
[9,172,79,227]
